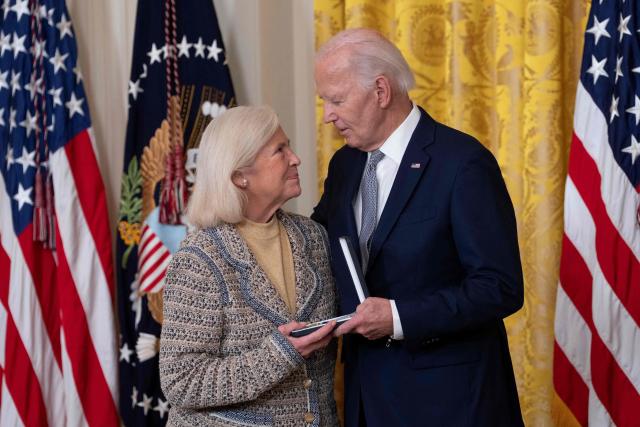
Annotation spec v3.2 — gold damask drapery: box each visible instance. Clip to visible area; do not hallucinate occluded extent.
[314,0,590,425]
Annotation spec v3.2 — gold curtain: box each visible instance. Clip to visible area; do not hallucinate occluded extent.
[314,0,590,425]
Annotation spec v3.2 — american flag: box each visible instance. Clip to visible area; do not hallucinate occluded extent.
[0,0,119,426]
[554,0,640,425]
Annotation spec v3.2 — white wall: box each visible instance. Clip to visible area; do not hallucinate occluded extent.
[214,0,317,215]
[66,0,317,239]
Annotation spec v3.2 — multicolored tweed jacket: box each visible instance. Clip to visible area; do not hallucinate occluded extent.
[160,211,339,427]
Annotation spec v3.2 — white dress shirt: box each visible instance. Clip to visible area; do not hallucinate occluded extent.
[353,104,421,340]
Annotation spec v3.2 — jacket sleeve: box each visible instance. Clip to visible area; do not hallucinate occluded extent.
[159,246,304,409]
[395,147,524,341]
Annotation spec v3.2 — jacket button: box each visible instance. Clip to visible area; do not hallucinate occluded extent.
[304,412,315,423]
[304,378,312,389]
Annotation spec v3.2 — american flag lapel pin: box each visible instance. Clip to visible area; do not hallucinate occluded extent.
[411,162,421,169]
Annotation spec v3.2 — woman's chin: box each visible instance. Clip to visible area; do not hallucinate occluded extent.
[282,187,302,204]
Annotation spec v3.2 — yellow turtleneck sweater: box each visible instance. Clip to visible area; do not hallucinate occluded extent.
[236,216,296,314]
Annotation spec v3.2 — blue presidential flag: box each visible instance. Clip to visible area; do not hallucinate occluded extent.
[116,1,235,425]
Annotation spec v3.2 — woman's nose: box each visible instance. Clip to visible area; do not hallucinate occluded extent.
[289,150,301,166]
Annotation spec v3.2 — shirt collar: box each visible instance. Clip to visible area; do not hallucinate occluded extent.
[377,103,421,164]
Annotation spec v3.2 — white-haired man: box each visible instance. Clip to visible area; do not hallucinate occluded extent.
[311,28,524,427]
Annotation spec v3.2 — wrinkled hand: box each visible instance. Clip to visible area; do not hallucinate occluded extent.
[334,297,393,340]
[278,320,335,358]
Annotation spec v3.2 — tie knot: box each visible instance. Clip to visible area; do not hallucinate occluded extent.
[368,150,384,168]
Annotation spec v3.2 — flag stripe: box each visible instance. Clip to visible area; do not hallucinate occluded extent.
[559,239,640,425]
[554,285,615,426]
[0,236,9,305]
[0,367,3,421]
[0,300,6,371]
[139,249,170,285]
[50,138,118,406]
[592,266,640,396]
[0,174,65,427]
[0,249,9,420]
[554,284,593,386]
[2,315,49,427]
[558,236,593,326]
[53,220,119,427]
[138,239,166,273]
[60,329,89,427]
[591,335,640,426]
[572,83,640,259]
[557,231,638,426]
[1,375,26,427]
[587,389,615,427]
[142,268,167,293]
[564,177,640,396]
[63,130,115,297]
[553,342,588,426]
[568,135,640,324]
[138,224,154,255]
[16,229,62,368]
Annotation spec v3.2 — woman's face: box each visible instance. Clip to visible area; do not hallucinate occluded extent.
[242,126,301,212]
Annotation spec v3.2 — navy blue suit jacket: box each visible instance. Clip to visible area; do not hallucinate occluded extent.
[311,108,524,427]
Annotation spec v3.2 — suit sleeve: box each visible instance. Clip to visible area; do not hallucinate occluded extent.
[159,247,304,409]
[395,148,524,341]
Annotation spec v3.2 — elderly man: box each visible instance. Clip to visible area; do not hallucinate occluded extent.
[311,28,524,427]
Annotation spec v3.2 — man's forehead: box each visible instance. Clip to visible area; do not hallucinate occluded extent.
[316,48,353,72]
[316,60,350,85]
[316,74,349,98]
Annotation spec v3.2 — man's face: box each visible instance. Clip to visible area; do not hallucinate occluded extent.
[315,56,384,152]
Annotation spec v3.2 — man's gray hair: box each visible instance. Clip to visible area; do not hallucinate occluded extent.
[316,28,415,93]
[187,105,280,228]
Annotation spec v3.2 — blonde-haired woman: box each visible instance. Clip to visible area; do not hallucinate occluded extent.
[160,106,339,426]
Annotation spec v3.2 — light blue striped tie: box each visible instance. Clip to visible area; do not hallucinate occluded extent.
[359,150,385,271]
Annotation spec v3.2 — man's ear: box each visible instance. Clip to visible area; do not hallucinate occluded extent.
[231,171,248,189]
[374,75,392,108]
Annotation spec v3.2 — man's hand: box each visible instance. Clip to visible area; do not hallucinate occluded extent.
[334,297,393,340]
[278,320,335,358]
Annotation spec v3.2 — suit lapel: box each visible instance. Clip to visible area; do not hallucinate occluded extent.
[368,110,435,268]
[342,150,367,260]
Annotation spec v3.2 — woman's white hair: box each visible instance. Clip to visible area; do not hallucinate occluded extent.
[316,28,415,93]
[187,105,280,228]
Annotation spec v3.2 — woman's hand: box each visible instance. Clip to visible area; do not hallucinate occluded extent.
[278,321,335,358]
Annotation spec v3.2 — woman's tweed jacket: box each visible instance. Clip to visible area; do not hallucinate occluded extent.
[160,211,339,427]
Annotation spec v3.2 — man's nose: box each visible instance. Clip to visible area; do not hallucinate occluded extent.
[323,104,336,124]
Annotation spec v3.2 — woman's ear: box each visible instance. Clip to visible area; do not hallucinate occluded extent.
[231,171,248,189]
